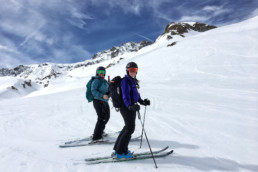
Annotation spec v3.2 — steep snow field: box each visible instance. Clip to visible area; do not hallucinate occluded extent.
[0,17,258,172]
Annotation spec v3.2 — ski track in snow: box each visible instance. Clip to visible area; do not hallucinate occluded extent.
[1,17,258,172]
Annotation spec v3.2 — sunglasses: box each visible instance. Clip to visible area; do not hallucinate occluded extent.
[97,70,105,75]
[128,68,138,73]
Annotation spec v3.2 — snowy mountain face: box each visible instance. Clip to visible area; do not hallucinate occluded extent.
[0,41,151,98]
[92,41,152,59]
[0,22,216,99]
[0,17,258,172]
[163,22,217,36]
[0,41,152,78]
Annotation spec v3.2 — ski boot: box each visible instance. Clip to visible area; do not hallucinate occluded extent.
[114,150,134,159]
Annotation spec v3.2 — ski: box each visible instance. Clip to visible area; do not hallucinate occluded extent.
[86,149,173,165]
[59,135,141,148]
[85,146,169,161]
[59,140,113,148]
[63,131,118,145]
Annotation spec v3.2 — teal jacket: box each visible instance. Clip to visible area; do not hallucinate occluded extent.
[91,76,109,102]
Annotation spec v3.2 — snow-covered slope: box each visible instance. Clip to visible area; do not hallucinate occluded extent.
[0,41,152,99]
[0,17,258,172]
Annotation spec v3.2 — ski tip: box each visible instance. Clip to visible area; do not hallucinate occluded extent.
[59,145,68,148]
[160,146,169,151]
[168,150,174,154]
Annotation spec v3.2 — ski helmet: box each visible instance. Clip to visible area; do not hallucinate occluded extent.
[96,66,106,76]
[126,62,138,74]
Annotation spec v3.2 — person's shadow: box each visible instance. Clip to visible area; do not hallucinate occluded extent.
[131,138,199,150]
[130,139,258,171]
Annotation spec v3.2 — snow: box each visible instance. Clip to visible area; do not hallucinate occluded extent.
[183,22,196,26]
[0,77,40,100]
[1,16,258,172]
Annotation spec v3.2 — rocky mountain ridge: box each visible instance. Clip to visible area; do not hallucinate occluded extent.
[92,41,152,60]
[163,22,217,37]
[0,41,152,79]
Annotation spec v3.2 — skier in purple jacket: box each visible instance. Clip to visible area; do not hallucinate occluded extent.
[113,62,150,159]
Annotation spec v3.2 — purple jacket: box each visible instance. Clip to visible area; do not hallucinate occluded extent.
[121,75,141,107]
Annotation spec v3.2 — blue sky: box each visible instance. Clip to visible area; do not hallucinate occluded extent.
[0,0,258,68]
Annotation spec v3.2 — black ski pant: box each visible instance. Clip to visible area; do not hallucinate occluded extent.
[92,99,110,140]
[113,105,136,154]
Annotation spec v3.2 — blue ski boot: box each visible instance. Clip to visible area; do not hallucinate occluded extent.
[115,150,134,159]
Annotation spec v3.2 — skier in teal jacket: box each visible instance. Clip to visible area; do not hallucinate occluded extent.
[91,66,110,141]
[91,76,109,102]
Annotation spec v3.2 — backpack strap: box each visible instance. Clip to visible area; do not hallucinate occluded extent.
[122,77,132,87]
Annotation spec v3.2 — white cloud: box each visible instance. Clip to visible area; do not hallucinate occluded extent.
[70,7,93,20]
[106,0,142,15]
[178,5,231,23]
[0,45,16,53]
[0,0,91,38]
[203,6,222,12]
[0,0,93,67]
[89,0,172,17]
[0,43,37,68]
[179,15,210,23]
[144,0,173,22]
[67,6,94,28]
[87,0,140,15]
[0,3,45,37]
[203,5,230,16]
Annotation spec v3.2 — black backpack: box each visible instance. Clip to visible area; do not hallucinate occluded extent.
[109,76,132,111]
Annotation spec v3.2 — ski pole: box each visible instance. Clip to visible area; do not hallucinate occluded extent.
[137,110,158,168]
[140,106,147,148]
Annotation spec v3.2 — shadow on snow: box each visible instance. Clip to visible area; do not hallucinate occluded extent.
[129,139,258,171]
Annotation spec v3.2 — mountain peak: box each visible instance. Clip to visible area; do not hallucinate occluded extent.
[92,41,152,60]
[163,22,217,36]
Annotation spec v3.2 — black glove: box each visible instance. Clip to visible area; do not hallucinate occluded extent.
[128,104,140,111]
[143,99,150,106]
[139,98,150,106]
[139,99,144,105]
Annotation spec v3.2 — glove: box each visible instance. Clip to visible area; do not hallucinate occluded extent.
[139,99,144,105]
[139,98,150,106]
[128,104,140,111]
[143,99,150,106]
